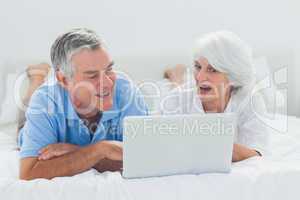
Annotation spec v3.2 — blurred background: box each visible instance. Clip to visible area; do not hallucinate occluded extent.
[0,0,299,117]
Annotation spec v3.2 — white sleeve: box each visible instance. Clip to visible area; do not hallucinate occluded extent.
[236,94,270,156]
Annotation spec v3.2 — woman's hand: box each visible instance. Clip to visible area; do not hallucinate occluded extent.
[232,143,260,162]
[38,143,80,160]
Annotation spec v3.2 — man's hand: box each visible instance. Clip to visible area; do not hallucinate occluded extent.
[38,141,122,161]
[93,141,123,173]
[38,143,79,160]
[94,159,123,173]
[100,140,123,161]
[20,140,120,180]
[232,143,260,162]
[28,141,122,178]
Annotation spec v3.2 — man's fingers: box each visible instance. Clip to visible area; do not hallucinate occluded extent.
[38,146,50,154]
[39,150,55,160]
[53,149,67,157]
[38,149,68,160]
[38,152,49,160]
[108,149,123,161]
[38,149,48,160]
[38,143,79,160]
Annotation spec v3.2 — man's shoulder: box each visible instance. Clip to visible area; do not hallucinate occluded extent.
[114,76,135,98]
[115,76,134,91]
[27,80,65,114]
[114,76,148,115]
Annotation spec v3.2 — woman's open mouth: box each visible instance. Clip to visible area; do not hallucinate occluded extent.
[199,84,212,94]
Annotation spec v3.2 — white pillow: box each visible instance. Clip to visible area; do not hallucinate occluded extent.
[0,61,31,125]
[0,62,5,110]
[0,61,54,125]
[252,57,286,115]
[0,73,19,124]
[0,123,19,150]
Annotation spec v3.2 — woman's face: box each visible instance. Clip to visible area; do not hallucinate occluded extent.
[194,57,232,105]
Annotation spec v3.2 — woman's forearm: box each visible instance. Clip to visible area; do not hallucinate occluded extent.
[232,143,260,162]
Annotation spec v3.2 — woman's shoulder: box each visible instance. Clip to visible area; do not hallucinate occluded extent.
[231,89,268,122]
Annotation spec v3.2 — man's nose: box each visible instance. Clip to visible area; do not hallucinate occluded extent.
[97,73,113,90]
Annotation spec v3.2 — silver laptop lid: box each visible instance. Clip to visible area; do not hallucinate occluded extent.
[123,113,237,179]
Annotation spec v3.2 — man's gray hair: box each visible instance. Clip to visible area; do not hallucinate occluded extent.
[50,28,103,78]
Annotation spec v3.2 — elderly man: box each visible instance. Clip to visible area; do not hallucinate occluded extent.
[18,28,148,180]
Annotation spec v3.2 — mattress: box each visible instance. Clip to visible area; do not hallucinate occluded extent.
[0,116,300,200]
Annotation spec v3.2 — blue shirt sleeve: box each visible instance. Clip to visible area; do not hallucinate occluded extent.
[18,90,58,159]
[115,78,149,141]
[118,78,148,116]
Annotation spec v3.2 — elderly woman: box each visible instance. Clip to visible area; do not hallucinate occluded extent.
[164,31,269,162]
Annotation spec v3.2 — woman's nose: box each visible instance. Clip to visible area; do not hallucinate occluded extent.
[196,70,208,82]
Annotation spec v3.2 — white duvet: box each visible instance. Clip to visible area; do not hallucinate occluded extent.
[1,116,300,200]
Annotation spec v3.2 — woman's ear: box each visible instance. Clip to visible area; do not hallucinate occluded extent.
[55,70,69,89]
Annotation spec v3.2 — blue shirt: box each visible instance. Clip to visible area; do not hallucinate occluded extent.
[18,76,148,159]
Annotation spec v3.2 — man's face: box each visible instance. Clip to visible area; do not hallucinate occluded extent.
[65,48,116,115]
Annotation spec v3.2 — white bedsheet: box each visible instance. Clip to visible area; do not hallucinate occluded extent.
[1,116,300,200]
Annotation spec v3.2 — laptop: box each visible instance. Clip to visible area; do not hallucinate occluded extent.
[122,113,237,179]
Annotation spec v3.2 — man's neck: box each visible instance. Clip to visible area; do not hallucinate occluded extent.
[77,109,102,124]
[77,110,103,134]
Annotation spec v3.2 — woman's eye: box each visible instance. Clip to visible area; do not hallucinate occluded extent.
[208,67,217,73]
[194,64,201,70]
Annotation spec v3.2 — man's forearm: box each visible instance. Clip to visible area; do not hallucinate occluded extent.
[21,142,106,180]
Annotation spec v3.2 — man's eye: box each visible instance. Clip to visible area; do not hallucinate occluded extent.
[88,74,98,79]
[105,67,114,75]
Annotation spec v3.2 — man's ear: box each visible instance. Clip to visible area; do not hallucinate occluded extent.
[55,70,69,89]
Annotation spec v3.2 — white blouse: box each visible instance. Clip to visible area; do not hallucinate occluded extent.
[159,81,270,155]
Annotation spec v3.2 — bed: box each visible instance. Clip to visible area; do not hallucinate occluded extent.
[0,54,299,199]
[0,114,300,200]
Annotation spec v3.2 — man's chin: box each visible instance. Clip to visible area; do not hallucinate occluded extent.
[98,100,113,111]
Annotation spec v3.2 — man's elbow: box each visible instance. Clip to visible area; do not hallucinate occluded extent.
[19,171,35,180]
[20,157,52,180]
[20,170,37,180]
[19,167,52,180]
[19,173,33,181]
[19,172,52,180]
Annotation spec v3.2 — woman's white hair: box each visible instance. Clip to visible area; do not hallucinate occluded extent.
[193,31,256,90]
